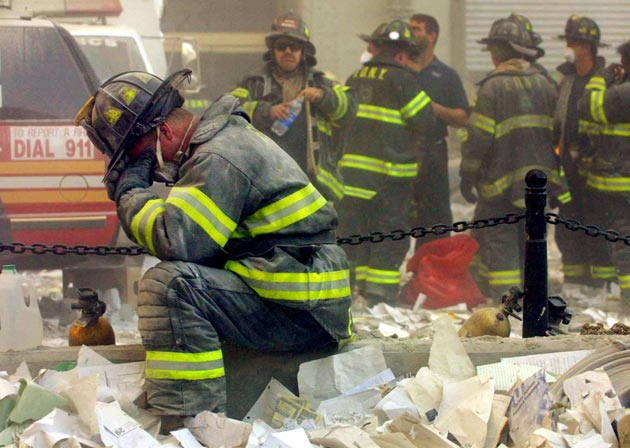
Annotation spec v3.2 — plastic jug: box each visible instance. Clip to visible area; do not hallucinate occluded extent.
[0,265,44,351]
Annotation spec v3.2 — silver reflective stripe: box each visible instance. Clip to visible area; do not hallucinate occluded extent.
[495,115,553,139]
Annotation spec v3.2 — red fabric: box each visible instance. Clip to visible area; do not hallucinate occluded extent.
[401,234,485,309]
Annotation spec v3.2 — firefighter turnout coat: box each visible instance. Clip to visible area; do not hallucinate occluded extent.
[231,65,355,201]
[116,95,353,415]
[579,71,630,298]
[461,59,570,208]
[337,53,435,300]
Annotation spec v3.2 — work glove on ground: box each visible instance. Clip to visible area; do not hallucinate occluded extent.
[460,178,478,204]
[107,149,156,204]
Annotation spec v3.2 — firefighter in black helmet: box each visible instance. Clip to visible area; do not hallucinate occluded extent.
[461,16,569,300]
[554,15,614,300]
[75,68,353,431]
[338,19,435,305]
[230,12,356,202]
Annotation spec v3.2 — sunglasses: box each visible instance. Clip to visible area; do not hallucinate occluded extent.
[274,41,302,52]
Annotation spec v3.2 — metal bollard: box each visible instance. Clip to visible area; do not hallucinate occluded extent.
[523,170,549,338]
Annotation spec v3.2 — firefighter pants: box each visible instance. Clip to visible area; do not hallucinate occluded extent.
[337,180,412,303]
[555,171,612,285]
[471,198,525,300]
[413,140,453,242]
[587,192,630,300]
[137,260,335,416]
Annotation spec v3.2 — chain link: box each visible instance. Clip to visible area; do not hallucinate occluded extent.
[545,212,630,246]
[335,212,526,246]
[0,212,626,255]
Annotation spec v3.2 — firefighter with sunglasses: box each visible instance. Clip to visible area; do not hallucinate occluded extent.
[230,12,356,202]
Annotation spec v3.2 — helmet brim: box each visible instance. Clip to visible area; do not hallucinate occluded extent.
[557,34,609,47]
[479,38,538,58]
[103,69,192,182]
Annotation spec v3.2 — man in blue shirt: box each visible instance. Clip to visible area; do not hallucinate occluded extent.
[408,14,470,241]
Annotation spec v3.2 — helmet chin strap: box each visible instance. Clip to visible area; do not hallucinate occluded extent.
[154,115,196,168]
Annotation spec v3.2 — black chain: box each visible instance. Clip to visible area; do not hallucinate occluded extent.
[335,212,526,246]
[545,212,630,246]
[1,211,627,255]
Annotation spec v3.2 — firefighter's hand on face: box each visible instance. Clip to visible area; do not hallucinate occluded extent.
[106,148,156,204]
[460,178,478,204]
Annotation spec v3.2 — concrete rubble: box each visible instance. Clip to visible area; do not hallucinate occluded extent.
[0,306,629,448]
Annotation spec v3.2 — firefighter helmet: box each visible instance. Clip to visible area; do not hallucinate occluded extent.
[558,15,608,47]
[509,13,544,58]
[478,16,538,58]
[265,12,316,65]
[74,69,191,181]
[359,22,388,43]
[359,19,416,49]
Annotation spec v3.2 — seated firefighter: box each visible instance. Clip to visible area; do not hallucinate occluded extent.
[74,69,353,424]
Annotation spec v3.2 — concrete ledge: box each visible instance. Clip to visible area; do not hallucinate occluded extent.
[1,335,628,420]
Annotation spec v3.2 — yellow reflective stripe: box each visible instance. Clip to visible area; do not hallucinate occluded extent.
[242,101,258,117]
[224,260,351,300]
[458,128,469,143]
[563,264,587,277]
[590,90,608,124]
[486,269,521,286]
[344,185,376,199]
[357,104,405,125]
[316,119,333,136]
[316,167,344,200]
[586,173,630,192]
[230,87,250,99]
[480,166,565,200]
[167,187,237,247]
[600,123,630,137]
[556,192,572,204]
[578,119,601,136]
[339,154,418,177]
[145,350,225,380]
[400,90,431,119]
[355,265,368,280]
[592,266,618,280]
[469,112,496,135]
[366,268,400,285]
[330,84,349,121]
[495,115,553,139]
[237,183,327,237]
[619,275,630,290]
[585,76,606,91]
[131,199,165,255]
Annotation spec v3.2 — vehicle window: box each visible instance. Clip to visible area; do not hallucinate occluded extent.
[73,36,147,83]
[0,26,93,120]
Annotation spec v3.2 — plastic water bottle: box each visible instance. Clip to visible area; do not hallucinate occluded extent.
[271,96,304,136]
[0,265,44,351]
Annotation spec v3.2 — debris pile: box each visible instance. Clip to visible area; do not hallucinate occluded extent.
[1,316,629,447]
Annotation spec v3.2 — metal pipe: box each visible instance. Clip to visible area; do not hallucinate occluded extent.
[523,169,549,337]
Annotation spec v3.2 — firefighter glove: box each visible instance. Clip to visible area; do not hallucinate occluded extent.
[109,149,156,204]
[460,179,478,204]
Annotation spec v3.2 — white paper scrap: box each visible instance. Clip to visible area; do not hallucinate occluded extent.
[343,369,395,396]
[172,428,204,448]
[501,350,594,376]
[297,345,387,406]
[477,363,556,391]
[262,428,311,448]
[429,316,476,383]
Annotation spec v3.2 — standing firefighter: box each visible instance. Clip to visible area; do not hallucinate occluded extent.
[338,19,435,305]
[230,12,355,202]
[461,16,570,300]
[578,40,630,303]
[74,70,353,430]
[555,15,614,298]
